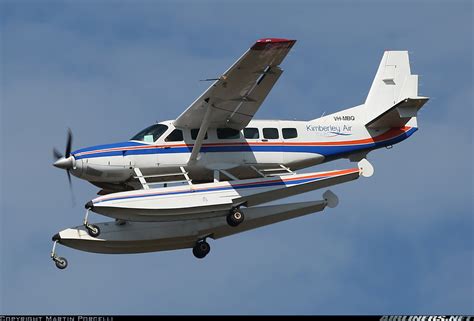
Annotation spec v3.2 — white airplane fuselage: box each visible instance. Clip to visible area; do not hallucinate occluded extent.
[67,104,417,191]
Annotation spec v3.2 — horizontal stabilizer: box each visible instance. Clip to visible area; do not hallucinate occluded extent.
[366,97,429,128]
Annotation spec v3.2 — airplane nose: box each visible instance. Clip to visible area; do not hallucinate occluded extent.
[53,156,75,170]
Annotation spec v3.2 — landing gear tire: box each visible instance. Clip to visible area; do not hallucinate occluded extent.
[86,224,100,237]
[226,209,244,227]
[54,257,68,270]
[192,241,210,259]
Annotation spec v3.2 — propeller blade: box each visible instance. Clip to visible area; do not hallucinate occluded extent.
[67,170,76,207]
[65,128,73,158]
[53,148,63,160]
[67,169,72,186]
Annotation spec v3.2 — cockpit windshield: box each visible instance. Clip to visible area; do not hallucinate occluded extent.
[130,124,169,142]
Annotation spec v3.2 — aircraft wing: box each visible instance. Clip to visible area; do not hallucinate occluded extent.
[174,38,296,130]
[174,38,296,163]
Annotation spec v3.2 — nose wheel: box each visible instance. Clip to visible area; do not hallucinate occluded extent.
[54,256,68,270]
[192,240,211,259]
[51,240,68,270]
[226,208,244,227]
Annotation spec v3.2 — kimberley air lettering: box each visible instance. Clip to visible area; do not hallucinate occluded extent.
[306,124,353,136]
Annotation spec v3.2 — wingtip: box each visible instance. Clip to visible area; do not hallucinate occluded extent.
[252,38,297,50]
[256,37,296,43]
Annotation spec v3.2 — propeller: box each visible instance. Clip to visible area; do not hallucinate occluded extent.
[53,148,63,160]
[53,129,76,205]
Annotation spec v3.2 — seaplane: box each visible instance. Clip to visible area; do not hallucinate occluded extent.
[50,38,428,269]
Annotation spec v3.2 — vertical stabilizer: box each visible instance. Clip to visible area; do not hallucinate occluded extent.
[364,51,428,128]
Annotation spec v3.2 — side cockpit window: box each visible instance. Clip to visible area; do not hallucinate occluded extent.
[130,124,168,142]
[165,129,184,142]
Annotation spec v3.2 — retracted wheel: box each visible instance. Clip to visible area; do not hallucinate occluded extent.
[115,219,126,226]
[226,209,244,227]
[86,224,100,237]
[192,241,210,259]
[54,257,68,270]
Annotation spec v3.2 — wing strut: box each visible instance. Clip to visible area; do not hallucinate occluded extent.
[133,168,150,190]
[188,101,212,164]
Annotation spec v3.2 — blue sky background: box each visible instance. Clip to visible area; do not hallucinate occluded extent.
[1,0,472,315]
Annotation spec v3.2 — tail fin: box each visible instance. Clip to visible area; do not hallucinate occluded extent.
[364,51,428,128]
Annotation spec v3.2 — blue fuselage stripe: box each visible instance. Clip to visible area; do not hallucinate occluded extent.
[75,127,417,160]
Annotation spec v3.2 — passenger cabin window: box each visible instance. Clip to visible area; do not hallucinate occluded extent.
[263,128,279,139]
[130,124,168,142]
[244,128,259,139]
[217,128,240,139]
[191,128,208,140]
[282,128,298,139]
[165,129,183,142]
